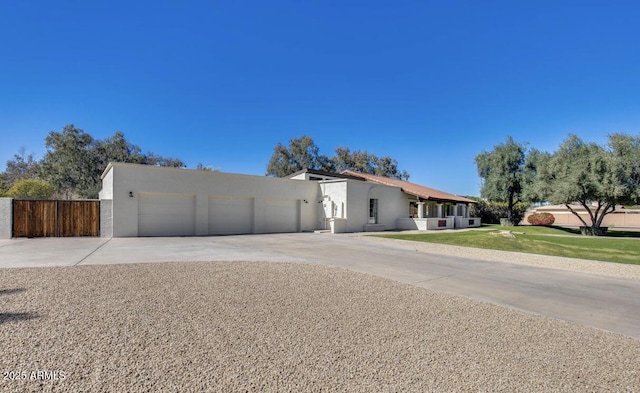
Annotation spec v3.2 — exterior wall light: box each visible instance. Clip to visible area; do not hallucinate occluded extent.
[129,191,134,198]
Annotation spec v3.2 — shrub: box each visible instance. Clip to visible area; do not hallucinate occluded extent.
[527,212,555,226]
[6,179,55,200]
[468,199,529,225]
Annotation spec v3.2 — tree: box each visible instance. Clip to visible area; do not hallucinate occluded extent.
[0,173,8,196]
[93,131,185,170]
[266,136,410,179]
[332,147,372,174]
[93,131,145,171]
[371,155,410,180]
[475,136,528,224]
[2,148,42,190]
[41,124,97,199]
[533,133,640,235]
[6,179,54,199]
[266,136,333,177]
[521,148,551,203]
[332,147,409,180]
[140,153,185,168]
[467,196,529,225]
[38,124,186,199]
[196,163,213,171]
[609,133,640,204]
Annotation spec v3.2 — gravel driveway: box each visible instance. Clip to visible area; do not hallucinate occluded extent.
[1,261,638,392]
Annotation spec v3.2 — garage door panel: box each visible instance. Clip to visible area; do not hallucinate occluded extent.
[264,198,298,233]
[138,193,196,236]
[209,196,253,235]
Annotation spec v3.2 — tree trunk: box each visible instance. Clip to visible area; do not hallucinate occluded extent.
[507,192,514,225]
[568,201,615,236]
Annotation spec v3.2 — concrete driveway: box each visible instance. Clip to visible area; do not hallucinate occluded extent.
[1,233,639,339]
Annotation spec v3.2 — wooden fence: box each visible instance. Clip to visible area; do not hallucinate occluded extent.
[12,200,100,238]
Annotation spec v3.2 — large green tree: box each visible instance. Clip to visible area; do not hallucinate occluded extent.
[93,131,146,171]
[266,136,335,177]
[534,133,640,235]
[266,136,409,179]
[41,124,97,199]
[609,133,640,204]
[332,147,409,180]
[521,148,551,203]
[475,136,529,224]
[38,124,185,199]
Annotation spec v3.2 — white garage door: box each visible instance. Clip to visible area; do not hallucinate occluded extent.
[209,196,253,235]
[264,198,299,233]
[138,193,196,236]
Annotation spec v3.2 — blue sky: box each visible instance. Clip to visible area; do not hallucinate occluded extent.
[1,1,639,196]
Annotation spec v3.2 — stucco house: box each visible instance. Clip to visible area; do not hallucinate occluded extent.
[98,163,479,237]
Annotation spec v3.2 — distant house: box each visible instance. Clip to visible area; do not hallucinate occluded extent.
[98,163,479,237]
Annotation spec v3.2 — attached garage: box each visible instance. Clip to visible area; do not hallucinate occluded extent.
[209,196,254,235]
[263,198,299,233]
[138,192,196,236]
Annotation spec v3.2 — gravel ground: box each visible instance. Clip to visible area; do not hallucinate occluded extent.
[1,262,638,392]
[363,233,640,280]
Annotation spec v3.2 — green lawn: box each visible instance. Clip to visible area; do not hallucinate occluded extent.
[377,226,640,265]
[477,224,640,238]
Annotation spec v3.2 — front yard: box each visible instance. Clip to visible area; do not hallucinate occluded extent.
[377,225,640,265]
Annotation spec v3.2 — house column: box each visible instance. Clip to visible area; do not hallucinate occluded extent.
[417,202,425,218]
[437,203,443,218]
[461,204,467,218]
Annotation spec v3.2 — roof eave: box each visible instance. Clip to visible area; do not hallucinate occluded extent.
[402,189,476,204]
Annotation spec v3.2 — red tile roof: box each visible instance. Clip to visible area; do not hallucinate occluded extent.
[341,170,476,204]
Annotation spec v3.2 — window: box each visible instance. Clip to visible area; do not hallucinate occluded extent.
[369,199,378,224]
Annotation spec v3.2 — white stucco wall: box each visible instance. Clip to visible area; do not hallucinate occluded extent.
[98,168,113,200]
[0,198,13,239]
[289,172,307,180]
[319,181,348,229]
[100,163,321,237]
[100,199,113,238]
[320,179,408,232]
[397,218,428,230]
[99,167,114,237]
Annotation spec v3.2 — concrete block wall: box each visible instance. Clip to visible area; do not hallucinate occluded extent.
[0,198,13,239]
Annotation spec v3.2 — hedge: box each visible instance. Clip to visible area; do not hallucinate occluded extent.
[468,200,529,225]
